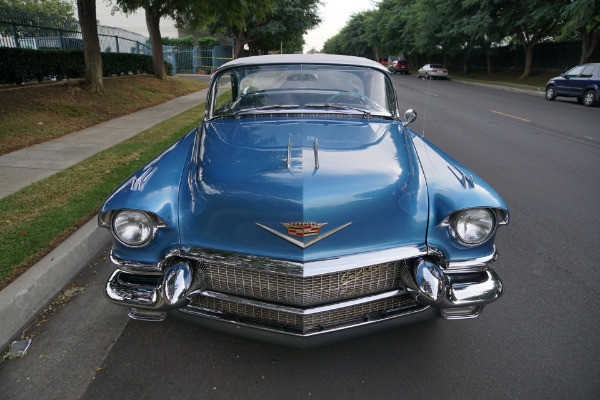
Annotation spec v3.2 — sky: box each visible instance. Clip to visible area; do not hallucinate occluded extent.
[94,0,375,53]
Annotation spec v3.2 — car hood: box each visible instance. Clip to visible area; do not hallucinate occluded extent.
[178,118,429,262]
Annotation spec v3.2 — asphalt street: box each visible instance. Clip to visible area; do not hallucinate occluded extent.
[1,74,599,399]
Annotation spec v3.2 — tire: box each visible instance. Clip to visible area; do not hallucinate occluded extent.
[417,72,421,78]
[545,85,556,101]
[425,73,430,80]
[577,97,583,104]
[583,89,596,107]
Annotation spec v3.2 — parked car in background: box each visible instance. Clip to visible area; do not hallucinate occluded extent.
[417,64,448,79]
[389,59,410,74]
[99,54,508,346]
[545,63,599,107]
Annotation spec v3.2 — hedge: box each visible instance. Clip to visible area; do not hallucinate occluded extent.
[0,48,174,85]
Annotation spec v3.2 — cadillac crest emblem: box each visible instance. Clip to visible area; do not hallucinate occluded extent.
[281,222,327,237]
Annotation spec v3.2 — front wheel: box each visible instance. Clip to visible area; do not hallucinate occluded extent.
[583,89,596,107]
[545,86,556,101]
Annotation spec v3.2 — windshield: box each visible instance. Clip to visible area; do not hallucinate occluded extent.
[210,64,395,119]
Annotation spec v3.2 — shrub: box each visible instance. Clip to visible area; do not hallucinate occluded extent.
[0,48,173,85]
[197,37,220,48]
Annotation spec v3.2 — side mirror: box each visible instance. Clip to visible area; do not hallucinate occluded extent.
[404,109,417,125]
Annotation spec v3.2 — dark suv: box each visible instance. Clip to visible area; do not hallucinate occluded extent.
[389,60,410,75]
[545,63,599,107]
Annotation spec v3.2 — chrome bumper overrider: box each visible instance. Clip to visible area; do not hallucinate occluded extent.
[105,247,504,342]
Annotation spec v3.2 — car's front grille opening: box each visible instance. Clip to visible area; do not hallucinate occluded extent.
[189,293,420,334]
[201,260,409,307]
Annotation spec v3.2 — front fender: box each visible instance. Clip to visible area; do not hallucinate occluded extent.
[99,128,199,264]
[409,131,508,262]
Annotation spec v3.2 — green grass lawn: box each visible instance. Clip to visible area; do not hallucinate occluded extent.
[0,101,206,288]
[0,75,207,155]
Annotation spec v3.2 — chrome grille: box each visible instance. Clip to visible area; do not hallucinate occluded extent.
[201,260,407,307]
[191,293,418,333]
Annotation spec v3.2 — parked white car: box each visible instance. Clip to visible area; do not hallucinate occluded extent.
[417,64,448,79]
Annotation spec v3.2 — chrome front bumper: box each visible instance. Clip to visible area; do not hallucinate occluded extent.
[105,247,503,344]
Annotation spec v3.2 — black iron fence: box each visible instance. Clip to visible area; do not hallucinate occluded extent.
[0,7,235,75]
[405,41,600,72]
[0,7,150,54]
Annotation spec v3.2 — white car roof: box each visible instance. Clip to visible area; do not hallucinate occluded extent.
[219,54,389,73]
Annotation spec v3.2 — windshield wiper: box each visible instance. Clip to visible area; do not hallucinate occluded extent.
[305,103,372,117]
[234,105,299,117]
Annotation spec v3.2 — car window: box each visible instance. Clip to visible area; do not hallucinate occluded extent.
[565,66,585,77]
[581,65,596,78]
[431,64,444,69]
[211,64,394,118]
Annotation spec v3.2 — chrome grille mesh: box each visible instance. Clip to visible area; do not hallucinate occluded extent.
[201,260,407,307]
[191,294,417,332]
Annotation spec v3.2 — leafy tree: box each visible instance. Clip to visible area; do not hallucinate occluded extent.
[459,0,509,75]
[499,0,567,78]
[76,0,103,92]
[559,0,600,64]
[368,0,419,63]
[250,0,321,55]
[177,0,276,59]
[322,32,343,54]
[0,0,75,19]
[327,12,374,58]
[112,0,199,79]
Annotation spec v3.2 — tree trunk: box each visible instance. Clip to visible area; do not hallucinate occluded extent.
[485,48,494,76]
[145,7,166,79]
[77,0,103,92]
[520,42,534,79]
[233,36,245,59]
[463,55,469,74]
[579,27,600,64]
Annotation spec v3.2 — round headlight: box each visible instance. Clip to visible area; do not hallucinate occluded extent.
[454,208,495,245]
[113,210,153,246]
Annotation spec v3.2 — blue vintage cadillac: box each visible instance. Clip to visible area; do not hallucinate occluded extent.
[99,54,508,346]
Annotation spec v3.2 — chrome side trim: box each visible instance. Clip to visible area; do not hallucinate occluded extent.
[314,137,319,169]
[287,138,291,170]
[180,244,428,276]
[131,167,158,191]
[197,289,408,316]
[448,165,474,188]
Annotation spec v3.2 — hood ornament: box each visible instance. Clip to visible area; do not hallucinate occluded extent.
[256,221,352,249]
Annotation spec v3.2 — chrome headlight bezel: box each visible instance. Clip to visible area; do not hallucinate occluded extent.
[439,208,508,246]
[99,209,168,248]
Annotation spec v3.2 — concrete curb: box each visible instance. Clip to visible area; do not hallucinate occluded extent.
[453,79,546,96]
[0,217,111,350]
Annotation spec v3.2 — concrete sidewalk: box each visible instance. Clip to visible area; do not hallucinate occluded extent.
[0,87,208,350]
[0,87,208,199]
